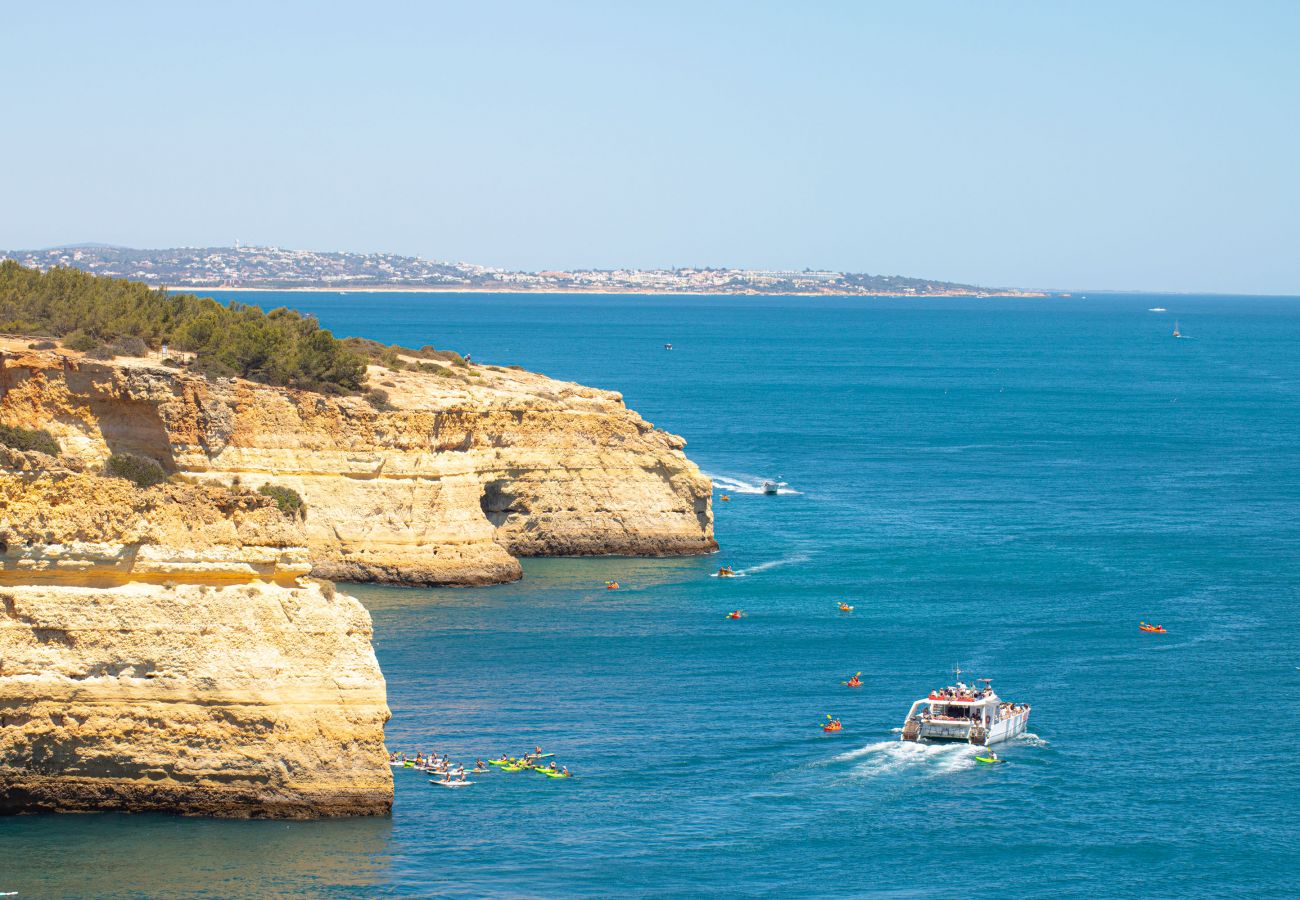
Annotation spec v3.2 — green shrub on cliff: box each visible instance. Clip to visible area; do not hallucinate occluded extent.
[0,260,366,393]
[0,424,60,456]
[257,483,305,518]
[105,452,169,488]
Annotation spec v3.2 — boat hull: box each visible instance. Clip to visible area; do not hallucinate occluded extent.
[905,709,1030,746]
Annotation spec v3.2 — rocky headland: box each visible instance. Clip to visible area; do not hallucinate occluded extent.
[0,446,392,817]
[0,331,714,818]
[0,343,716,586]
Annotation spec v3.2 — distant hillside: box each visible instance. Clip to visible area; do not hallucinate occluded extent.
[0,245,1036,296]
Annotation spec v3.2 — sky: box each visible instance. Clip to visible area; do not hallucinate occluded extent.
[3,1,1298,293]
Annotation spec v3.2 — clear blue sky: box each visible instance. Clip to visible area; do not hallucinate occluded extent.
[4,1,1298,292]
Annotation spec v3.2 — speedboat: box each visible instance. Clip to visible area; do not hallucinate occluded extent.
[761,479,787,494]
[900,668,1030,746]
[1149,307,1167,312]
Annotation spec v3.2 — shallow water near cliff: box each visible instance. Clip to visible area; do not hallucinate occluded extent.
[5,292,1299,898]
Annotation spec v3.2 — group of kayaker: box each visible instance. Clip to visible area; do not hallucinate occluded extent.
[389,750,484,784]
[389,746,573,785]
[489,747,573,778]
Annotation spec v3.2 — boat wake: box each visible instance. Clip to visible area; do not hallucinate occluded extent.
[710,553,810,577]
[706,473,802,495]
[843,740,982,779]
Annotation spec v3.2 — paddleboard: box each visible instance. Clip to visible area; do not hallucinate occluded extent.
[432,780,475,787]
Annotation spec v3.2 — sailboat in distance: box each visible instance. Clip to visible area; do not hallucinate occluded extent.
[1172,320,1182,338]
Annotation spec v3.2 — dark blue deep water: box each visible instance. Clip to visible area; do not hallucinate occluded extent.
[5,292,1298,897]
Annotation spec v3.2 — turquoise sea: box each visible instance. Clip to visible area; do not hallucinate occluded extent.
[5,292,1299,898]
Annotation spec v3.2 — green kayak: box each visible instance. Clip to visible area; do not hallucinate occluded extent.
[975,756,1001,764]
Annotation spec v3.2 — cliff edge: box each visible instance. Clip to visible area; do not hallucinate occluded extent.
[0,447,392,817]
[0,342,716,585]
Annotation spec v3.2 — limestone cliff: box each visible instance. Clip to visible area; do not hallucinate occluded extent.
[0,448,392,817]
[0,344,715,585]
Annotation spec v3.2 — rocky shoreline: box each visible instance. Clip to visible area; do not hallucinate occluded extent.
[0,341,714,818]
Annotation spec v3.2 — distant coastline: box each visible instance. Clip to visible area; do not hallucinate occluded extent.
[1,244,1045,298]
[150,284,1050,298]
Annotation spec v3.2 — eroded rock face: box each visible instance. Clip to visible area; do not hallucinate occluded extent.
[0,451,392,818]
[0,347,716,585]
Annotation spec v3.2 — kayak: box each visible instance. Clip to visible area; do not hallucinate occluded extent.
[488,759,514,767]
[501,765,527,772]
[432,779,475,787]
[540,770,572,778]
[974,756,1001,764]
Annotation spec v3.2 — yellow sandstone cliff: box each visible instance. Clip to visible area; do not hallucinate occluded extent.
[0,447,392,817]
[0,345,716,585]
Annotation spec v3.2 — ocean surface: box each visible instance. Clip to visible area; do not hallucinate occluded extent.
[5,291,1299,898]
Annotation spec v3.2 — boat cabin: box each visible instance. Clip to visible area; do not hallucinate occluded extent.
[900,674,1031,746]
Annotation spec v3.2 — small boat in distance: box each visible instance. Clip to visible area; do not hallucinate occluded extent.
[900,668,1030,746]
[1173,320,1182,338]
[761,479,787,494]
[664,343,673,350]
[1149,307,1167,312]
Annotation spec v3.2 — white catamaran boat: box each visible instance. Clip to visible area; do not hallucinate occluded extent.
[900,668,1030,746]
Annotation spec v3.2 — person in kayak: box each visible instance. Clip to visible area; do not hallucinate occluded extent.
[844,672,862,688]
[561,766,571,777]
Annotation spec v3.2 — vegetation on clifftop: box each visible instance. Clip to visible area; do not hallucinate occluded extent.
[0,260,366,393]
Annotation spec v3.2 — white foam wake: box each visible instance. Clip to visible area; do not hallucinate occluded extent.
[710,553,810,577]
[706,473,802,495]
[841,740,983,779]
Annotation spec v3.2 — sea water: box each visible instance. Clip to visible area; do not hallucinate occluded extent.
[3,293,1297,898]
